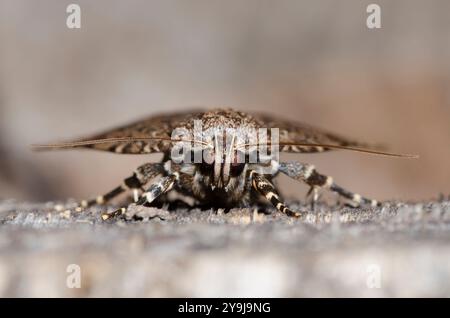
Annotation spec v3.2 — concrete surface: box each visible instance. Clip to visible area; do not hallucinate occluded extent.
[1,198,450,297]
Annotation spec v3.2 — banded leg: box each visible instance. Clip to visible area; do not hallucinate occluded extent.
[250,171,303,217]
[80,162,164,208]
[136,173,178,206]
[279,161,379,207]
[102,173,178,220]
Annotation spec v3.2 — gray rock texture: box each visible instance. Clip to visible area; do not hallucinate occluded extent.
[1,198,450,297]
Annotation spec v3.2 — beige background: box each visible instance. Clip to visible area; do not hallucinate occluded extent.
[0,0,449,202]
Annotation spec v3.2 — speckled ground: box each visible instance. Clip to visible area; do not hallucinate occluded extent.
[1,198,450,297]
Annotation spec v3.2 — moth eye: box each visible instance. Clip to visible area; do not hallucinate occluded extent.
[230,162,245,176]
[199,160,215,174]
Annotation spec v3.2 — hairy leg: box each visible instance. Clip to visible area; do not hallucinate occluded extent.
[278,161,379,207]
[80,162,164,208]
[250,170,303,217]
[102,172,179,220]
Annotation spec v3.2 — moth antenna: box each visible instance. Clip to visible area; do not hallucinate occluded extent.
[235,142,418,159]
[31,137,208,151]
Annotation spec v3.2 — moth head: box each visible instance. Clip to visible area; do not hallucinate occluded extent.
[193,138,247,189]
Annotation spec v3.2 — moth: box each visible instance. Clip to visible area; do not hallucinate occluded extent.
[33,108,415,220]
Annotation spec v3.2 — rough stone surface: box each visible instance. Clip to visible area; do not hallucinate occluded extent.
[1,198,450,297]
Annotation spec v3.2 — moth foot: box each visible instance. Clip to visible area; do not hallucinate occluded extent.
[284,208,305,218]
[101,207,126,221]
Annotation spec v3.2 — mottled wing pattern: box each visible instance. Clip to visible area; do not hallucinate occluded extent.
[250,112,372,153]
[76,110,203,154]
[49,108,374,155]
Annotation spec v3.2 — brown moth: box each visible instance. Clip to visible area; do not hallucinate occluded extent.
[33,108,416,219]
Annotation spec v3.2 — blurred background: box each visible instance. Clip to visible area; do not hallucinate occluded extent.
[0,0,449,203]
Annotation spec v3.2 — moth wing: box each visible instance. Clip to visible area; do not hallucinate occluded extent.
[42,110,203,154]
[250,112,374,153]
[33,109,415,158]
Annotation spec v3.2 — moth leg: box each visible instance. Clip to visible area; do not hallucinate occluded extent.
[306,186,321,210]
[80,162,164,209]
[279,161,379,207]
[250,171,303,217]
[136,173,178,206]
[102,172,178,220]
